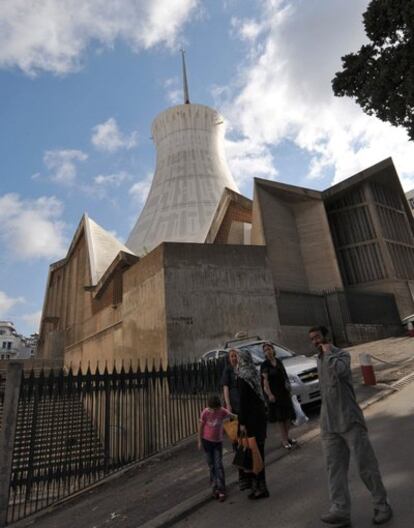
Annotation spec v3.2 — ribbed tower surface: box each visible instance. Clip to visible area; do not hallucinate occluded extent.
[126,103,238,256]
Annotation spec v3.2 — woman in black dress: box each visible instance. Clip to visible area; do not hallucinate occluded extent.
[221,349,240,415]
[222,349,245,490]
[236,348,269,499]
[261,342,296,449]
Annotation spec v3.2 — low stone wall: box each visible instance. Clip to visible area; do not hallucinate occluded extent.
[345,324,403,345]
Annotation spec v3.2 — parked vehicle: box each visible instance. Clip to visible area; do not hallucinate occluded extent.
[201,336,321,405]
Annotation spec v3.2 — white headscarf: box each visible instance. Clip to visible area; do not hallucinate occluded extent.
[236,349,265,402]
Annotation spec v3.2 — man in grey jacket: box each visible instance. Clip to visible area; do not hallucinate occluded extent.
[309,326,393,527]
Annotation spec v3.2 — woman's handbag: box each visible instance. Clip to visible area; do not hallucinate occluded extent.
[247,436,264,475]
[291,394,309,426]
[232,435,264,475]
[232,437,253,472]
[223,418,239,443]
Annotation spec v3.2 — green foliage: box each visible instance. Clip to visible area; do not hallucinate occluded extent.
[332,0,414,139]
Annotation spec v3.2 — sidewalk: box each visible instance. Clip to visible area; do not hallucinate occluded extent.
[174,365,414,528]
[13,336,414,528]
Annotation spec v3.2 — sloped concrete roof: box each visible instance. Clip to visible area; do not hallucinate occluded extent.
[84,215,135,285]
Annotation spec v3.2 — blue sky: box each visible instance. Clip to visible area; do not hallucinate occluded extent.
[1,0,414,336]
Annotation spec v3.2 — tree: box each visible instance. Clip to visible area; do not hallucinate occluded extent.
[332,0,414,140]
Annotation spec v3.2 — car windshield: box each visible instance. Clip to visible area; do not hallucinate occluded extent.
[239,343,293,362]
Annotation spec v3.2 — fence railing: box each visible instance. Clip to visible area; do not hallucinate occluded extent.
[0,360,224,525]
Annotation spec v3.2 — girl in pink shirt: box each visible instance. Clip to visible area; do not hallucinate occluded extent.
[198,395,233,501]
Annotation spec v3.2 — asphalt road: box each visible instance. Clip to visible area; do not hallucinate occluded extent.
[174,380,414,528]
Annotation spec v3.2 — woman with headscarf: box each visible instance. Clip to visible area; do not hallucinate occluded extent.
[236,348,269,499]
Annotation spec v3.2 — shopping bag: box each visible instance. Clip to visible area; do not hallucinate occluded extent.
[232,437,253,472]
[247,437,264,475]
[291,394,309,426]
[223,418,239,443]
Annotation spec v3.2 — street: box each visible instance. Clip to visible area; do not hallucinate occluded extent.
[174,380,414,528]
[12,338,414,528]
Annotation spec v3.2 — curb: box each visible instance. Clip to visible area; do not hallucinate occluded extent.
[137,373,414,528]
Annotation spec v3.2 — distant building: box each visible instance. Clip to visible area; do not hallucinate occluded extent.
[0,321,35,360]
[26,333,39,357]
[407,189,414,217]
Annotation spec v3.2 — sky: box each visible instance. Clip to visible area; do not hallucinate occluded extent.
[1,0,414,337]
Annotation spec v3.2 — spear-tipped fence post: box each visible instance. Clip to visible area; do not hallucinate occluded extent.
[0,362,23,528]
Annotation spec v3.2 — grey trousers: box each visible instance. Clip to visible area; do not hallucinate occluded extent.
[322,423,388,517]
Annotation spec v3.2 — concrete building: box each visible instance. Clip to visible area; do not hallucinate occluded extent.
[36,60,414,366]
[0,321,35,360]
[407,189,414,217]
[38,157,412,366]
[252,159,414,349]
[127,53,238,256]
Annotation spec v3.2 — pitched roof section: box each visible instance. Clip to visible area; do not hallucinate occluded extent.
[204,187,252,244]
[84,215,135,285]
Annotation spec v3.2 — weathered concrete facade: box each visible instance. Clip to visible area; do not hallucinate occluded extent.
[126,104,238,256]
[38,156,412,365]
[163,244,280,362]
[40,240,280,368]
[324,159,414,319]
[407,189,414,217]
[252,180,343,292]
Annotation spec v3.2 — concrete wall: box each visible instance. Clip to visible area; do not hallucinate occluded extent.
[253,184,343,293]
[348,280,414,320]
[40,229,125,369]
[293,200,343,291]
[214,201,252,244]
[255,186,308,291]
[251,186,266,246]
[121,246,167,366]
[163,243,281,362]
[40,231,96,361]
[345,323,403,345]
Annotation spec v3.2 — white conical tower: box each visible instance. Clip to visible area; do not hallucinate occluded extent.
[126,51,239,256]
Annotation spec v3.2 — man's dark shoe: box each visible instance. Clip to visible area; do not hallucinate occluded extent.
[372,504,393,525]
[321,512,351,526]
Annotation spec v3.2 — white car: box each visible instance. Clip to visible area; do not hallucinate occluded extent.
[201,336,321,405]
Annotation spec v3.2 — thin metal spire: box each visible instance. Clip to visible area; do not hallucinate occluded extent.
[180,48,190,104]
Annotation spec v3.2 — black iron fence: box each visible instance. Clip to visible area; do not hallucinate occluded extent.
[1,360,224,525]
[0,372,4,431]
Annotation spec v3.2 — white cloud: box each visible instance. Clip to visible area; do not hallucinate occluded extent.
[224,137,277,188]
[94,171,131,186]
[91,118,138,153]
[0,193,67,260]
[0,0,199,75]
[43,149,88,185]
[129,173,153,204]
[230,17,264,42]
[222,0,414,191]
[164,77,182,105]
[20,310,42,332]
[0,291,25,318]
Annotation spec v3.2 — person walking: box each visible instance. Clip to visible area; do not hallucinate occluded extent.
[261,342,297,449]
[198,395,233,502]
[236,349,269,499]
[308,326,393,527]
[221,348,240,415]
[222,348,248,490]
